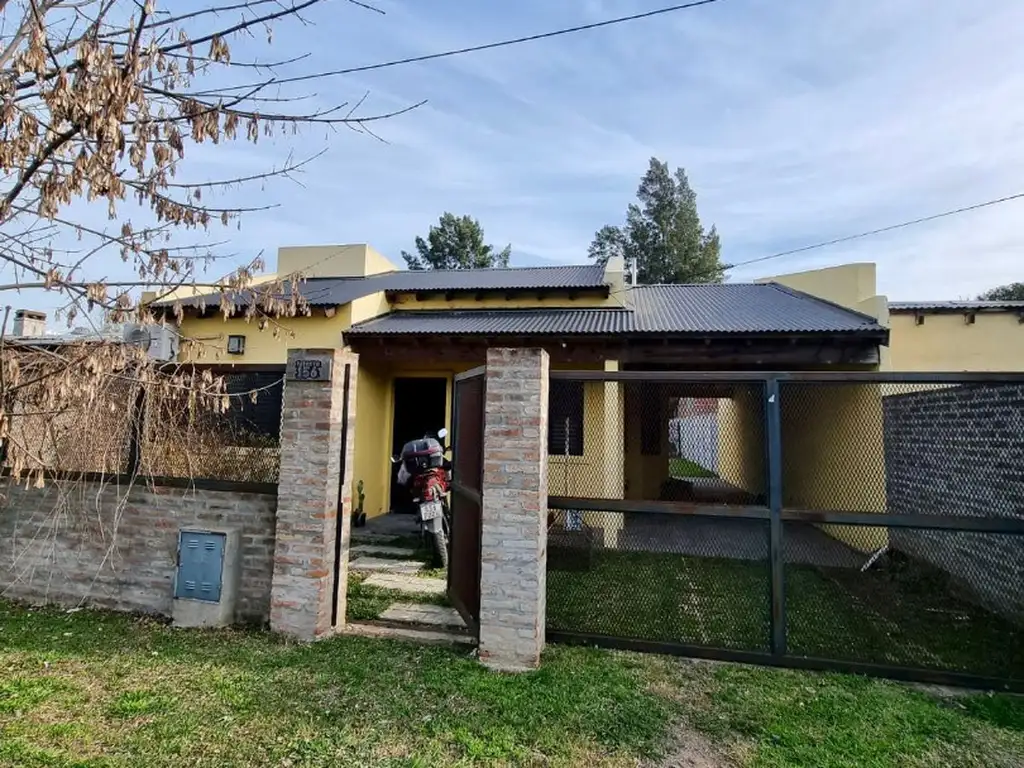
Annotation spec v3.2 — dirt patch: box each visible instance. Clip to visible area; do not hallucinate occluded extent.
[644,720,733,767]
[642,658,735,768]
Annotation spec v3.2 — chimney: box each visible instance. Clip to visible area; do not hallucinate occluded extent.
[12,309,46,338]
[602,255,628,307]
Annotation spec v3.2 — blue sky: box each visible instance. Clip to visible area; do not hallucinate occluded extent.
[12,0,1024,316]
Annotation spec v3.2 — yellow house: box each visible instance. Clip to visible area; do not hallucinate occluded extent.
[162,246,891,523]
[888,300,1024,372]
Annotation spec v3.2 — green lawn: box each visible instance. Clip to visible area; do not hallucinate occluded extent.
[668,660,1024,768]
[547,549,1024,681]
[669,457,717,479]
[346,573,449,622]
[0,601,668,767]
[1,601,1023,767]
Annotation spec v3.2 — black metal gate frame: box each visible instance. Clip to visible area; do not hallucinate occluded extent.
[546,370,1024,692]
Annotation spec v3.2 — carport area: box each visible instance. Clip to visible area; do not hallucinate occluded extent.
[545,369,1024,691]
[617,516,863,569]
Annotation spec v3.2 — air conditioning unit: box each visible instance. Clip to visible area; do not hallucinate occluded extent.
[123,323,180,361]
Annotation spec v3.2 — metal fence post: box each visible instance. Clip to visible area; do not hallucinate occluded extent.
[765,377,786,656]
[125,387,146,476]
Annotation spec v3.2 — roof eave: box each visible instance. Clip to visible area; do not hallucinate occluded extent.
[345,328,890,342]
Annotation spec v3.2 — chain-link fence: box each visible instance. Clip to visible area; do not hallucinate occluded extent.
[547,508,771,652]
[546,371,1024,691]
[548,376,766,506]
[140,369,282,484]
[5,365,283,486]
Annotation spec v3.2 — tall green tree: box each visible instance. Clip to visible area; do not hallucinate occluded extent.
[978,283,1024,301]
[402,213,512,270]
[589,158,723,284]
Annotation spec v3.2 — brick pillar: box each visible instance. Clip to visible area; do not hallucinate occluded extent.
[270,348,358,640]
[478,347,549,671]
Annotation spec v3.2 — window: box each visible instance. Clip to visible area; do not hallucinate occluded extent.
[223,372,283,440]
[640,383,662,456]
[548,380,584,456]
[227,335,246,355]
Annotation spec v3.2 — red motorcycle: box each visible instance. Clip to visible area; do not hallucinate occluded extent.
[394,428,452,568]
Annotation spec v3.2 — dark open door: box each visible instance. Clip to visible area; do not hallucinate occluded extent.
[390,377,447,514]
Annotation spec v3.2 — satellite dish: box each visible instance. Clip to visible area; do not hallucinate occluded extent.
[126,327,152,349]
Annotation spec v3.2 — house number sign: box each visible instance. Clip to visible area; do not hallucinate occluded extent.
[287,355,333,382]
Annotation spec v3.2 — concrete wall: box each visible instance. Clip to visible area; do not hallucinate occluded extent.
[889,311,1024,372]
[0,482,277,622]
[884,384,1024,622]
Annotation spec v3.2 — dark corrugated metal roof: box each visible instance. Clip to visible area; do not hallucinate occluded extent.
[627,283,885,334]
[375,264,606,292]
[347,283,887,337]
[890,300,1024,311]
[345,309,632,336]
[162,265,608,309]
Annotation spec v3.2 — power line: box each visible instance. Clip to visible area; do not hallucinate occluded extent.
[726,191,1024,271]
[265,0,726,87]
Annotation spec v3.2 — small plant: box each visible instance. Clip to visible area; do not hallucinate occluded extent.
[353,479,366,527]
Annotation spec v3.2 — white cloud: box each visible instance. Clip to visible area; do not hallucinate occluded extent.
[11,0,1024,317]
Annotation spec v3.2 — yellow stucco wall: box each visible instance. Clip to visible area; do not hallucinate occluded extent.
[352,362,391,520]
[780,384,887,552]
[548,381,624,498]
[622,384,662,502]
[889,312,1024,371]
[549,362,624,546]
[717,387,766,499]
[277,244,398,278]
[758,263,882,316]
[178,306,353,364]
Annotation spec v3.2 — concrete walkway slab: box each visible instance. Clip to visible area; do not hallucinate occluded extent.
[363,573,446,595]
[344,622,474,646]
[381,602,466,629]
[350,544,418,558]
[349,557,426,575]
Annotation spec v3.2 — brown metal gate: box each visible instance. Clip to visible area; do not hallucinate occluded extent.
[448,367,485,632]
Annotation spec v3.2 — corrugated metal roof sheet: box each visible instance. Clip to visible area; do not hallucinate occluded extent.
[627,283,885,334]
[345,309,633,336]
[375,264,606,292]
[162,265,608,309]
[889,300,1024,311]
[347,283,887,337]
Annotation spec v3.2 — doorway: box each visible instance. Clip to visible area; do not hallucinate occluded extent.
[390,377,448,514]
